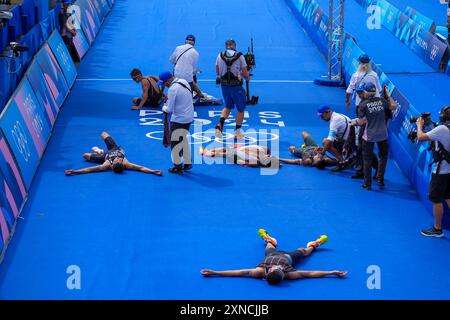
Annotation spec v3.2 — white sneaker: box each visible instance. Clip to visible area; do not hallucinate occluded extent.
[234,129,245,140]
[91,146,104,154]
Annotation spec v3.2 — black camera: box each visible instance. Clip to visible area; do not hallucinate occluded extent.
[409,112,439,127]
[243,38,259,105]
[244,38,256,73]
[408,112,439,142]
[8,42,29,57]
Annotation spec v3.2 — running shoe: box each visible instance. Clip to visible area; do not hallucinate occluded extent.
[234,129,245,140]
[421,227,444,238]
[91,146,104,154]
[257,229,277,247]
[307,235,328,249]
[215,123,223,139]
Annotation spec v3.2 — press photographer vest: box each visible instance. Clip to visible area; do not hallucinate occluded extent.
[432,124,450,175]
[220,51,243,86]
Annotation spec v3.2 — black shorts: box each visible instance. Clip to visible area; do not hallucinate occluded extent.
[266,248,306,266]
[105,136,119,150]
[429,173,450,203]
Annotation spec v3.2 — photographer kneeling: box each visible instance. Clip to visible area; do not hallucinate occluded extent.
[418,106,450,238]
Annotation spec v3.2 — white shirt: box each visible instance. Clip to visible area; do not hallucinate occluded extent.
[162,78,194,124]
[169,44,199,83]
[346,70,381,106]
[428,125,450,174]
[326,112,351,142]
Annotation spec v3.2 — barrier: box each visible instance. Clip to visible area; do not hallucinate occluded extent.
[355,0,449,72]
[35,43,70,107]
[0,0,114,264]
[286,0,329,58]
[47,31,77,87]
[404,6,436,34]
[73,23,90,59]
[0,128,27,256]
[75,0,101,45]
[26,60,60,127]
[0,78,50,189]
[1,6,61,112]
[91,0,110,23]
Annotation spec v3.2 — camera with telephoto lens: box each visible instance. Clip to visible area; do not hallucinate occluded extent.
[408,112,439,142]
[244,38,256,73]
[7,42,29,58]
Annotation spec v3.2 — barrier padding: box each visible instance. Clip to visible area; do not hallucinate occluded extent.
[47,31,78,88]
[355,0,449,71]
[0,0,114,264]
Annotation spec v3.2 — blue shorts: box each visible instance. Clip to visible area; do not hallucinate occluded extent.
[221,85,246,112]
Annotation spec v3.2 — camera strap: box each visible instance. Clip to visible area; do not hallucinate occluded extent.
[173,46,194,75]
[173,81,192,95]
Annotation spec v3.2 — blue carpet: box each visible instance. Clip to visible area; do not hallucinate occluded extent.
[0,0,449,300]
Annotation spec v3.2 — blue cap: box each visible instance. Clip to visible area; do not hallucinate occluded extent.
[358,54,370,63]
[158,71,173,84]
[186,34,196,43]
[62,0,73,4]
[356,82,376,93]
[317,105,332,116]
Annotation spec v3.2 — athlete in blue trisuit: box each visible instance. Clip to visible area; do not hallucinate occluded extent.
[65,132,163,176]
[201,230,347,285]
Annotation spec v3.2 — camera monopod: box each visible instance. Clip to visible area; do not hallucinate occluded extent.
[244,38,259,105]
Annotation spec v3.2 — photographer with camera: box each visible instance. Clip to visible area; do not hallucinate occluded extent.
[351,83,397,190]
[214,39,250,140]
[418,106,450,238]
[59,0,79,63]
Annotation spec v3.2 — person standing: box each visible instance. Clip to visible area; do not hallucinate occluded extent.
[214,39,250,140]
[169,35,204,98]
[351,83,397,190]
[346,54,381,179]
[418,106,450,238]
[159,71,194,174]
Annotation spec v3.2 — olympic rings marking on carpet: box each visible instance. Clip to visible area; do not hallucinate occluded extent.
[145,130,279,145]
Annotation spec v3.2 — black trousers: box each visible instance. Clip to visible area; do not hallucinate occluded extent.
[170,122,191,169]
[355,124,378,173]
[362,140,389,185]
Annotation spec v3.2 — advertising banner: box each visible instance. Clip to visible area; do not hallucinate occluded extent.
[26,60,60,127]
[47,31,78,88]
[35,44,70,108]
[75,0,101,45]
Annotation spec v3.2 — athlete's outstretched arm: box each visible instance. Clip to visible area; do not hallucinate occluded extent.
[200,268,264,278]
[279,158,303,165]
[125,162,163,176]
[286,270,348,280]
[65,163,110,176]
